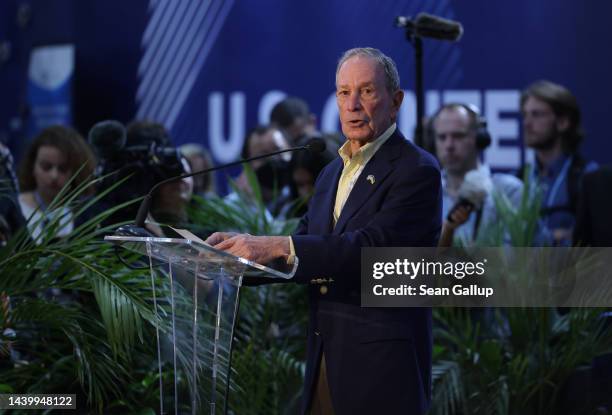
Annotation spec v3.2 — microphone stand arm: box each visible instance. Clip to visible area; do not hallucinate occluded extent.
[412,36,424,148]
[401,23,425,148]
[134,146,306,228]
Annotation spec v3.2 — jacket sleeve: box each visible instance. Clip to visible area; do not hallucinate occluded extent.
[291,163,442,284]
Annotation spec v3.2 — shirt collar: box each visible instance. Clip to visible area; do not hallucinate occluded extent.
[338,123,396,164]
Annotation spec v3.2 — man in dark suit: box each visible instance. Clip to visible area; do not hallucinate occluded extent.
[207,47,441,414]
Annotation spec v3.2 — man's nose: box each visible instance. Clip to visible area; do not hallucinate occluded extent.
[442,138,455,152]
[347,91,362,111]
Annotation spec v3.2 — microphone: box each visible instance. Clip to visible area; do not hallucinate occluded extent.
[88,120,127,159]
[125,137,326,231]
[304,137,326,153]
[395,13,463,42]
[446,169,492,223]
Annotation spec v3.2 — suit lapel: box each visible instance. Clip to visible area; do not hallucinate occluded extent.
[333,132,404,234]
[312,159,342,234]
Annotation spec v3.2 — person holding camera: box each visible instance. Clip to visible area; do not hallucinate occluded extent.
[87,119,211,237]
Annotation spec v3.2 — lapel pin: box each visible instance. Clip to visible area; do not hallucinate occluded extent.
[366,174,375,184]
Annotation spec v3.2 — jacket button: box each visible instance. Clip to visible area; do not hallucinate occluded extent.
[320,285,328,295]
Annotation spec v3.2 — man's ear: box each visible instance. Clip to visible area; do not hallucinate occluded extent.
[390,89,404,120]
[556,116,570,133]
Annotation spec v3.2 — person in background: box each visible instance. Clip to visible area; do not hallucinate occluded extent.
[18,125,96,242]
[573,165,612,246]
[0,142,26,237]
[126,120,173,147]
[87,119,178,225]
[270,97,318,146]
[280,144,335,218]
[149,156,194,229]
[433,103,523,247]
[122,121,208,236]
[230,125,291,213]
[520,80,598,246]
[270,96,343,151]
[179,143,216,197]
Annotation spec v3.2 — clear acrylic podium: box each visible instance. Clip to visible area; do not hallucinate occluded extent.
[105,234,297,415]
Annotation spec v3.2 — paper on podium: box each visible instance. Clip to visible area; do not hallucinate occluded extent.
[168,227,297,279]
[106,227,298,280]
[170,226,210,246]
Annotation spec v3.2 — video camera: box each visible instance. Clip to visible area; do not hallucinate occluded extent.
[88,120,187,222]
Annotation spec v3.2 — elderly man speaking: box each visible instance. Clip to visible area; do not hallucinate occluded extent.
[206,47,441,415]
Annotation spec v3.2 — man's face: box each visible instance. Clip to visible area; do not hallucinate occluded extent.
[521,96,564,150]
[185,154,209,193]
[285,115,316,145]
[336,56,403,145]
[157,158,194,208]
[433,107,478,175]
[248,128,289,169]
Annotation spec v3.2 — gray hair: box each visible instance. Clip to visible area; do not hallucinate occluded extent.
[335,47,401,93]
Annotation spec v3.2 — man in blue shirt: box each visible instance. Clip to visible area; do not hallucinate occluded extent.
[433,103,523,246]
[520,80,598,245]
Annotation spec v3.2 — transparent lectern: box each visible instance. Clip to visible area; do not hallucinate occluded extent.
[105,234,298,415]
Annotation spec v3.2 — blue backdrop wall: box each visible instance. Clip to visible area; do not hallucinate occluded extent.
[1,0,610,192]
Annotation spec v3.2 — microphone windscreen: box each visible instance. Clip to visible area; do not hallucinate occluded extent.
[305,137,326,154]
[415,13,463,41]
[457,169,493,209]
[88,120,126,159]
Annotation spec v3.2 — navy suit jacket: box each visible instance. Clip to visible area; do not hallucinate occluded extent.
[291,129,442,415]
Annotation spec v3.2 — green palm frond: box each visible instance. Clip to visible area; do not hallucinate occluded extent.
[4,297,135,410]
[430,360,464,415]
[228,341,304,415]
[0,173,164,413]
[189,165,299,236]
[486,168,544,247]
[1,163,311,413]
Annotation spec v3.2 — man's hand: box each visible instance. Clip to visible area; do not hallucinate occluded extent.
[205,232,238,246]
[206,232,290,265]
[438,205,473,248]
[446,205,472,230]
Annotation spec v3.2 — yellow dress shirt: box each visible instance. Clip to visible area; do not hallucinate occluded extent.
[288,123,396,260]
[333,123,396,226]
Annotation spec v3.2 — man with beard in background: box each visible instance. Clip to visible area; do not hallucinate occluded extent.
[520,80,598,245]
